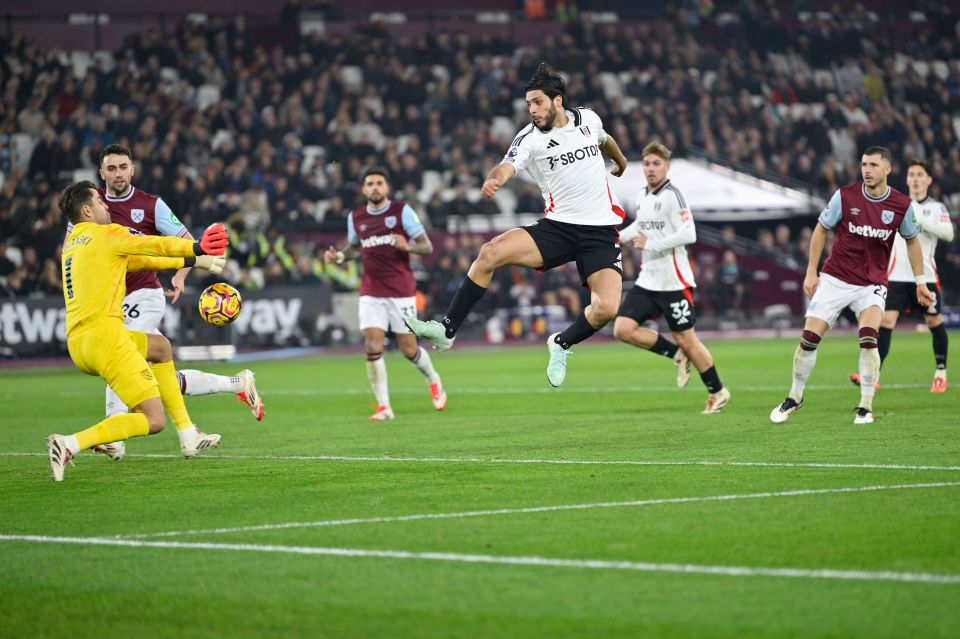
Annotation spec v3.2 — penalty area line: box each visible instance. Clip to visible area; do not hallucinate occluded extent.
[0,534,957,585]
[120,481,960,539]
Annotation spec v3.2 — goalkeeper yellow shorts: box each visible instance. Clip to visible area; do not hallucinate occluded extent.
[68,318,159,409]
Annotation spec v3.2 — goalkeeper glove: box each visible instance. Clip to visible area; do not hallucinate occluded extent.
[195,223,228,256]
[194,254,227,275]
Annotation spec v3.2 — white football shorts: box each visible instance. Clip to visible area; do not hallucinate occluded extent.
[358,295,416,333]
[805,273,887,326]
[122,287,166,334]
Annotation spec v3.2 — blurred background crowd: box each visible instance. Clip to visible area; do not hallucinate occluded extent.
[1,0,958,324]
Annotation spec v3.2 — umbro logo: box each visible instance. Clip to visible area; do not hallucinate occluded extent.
[547,139,559,148]
[850,208,860,216]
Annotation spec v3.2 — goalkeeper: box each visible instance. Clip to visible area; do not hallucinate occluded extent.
[47,180,229,482]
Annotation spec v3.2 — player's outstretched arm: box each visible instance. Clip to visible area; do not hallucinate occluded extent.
[482,163,517,198]
[599,135,628,177]
[803,224,827,298]
[109,223,227,259]
[905,235,936,306]
[128,254,226,275]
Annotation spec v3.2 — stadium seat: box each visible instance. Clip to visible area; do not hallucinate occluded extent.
[340,66,364,94]
[196,85,221,111]
[12,133,36,170]
[300,145,325,174]
[70,51,92,80]
[490,116,516,145]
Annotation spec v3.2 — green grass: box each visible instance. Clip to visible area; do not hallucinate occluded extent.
[1,330,959,638]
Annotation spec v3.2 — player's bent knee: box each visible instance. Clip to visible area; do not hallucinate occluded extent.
[612,317,634,341]
[475,242,499,269]
[591,299,619,324]
[147,334,173,363]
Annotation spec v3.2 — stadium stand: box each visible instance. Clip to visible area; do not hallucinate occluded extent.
[0,0,957,333]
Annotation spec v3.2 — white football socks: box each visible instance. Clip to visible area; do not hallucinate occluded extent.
[366,356,390,408]
[789,345,818,402]
[179,370,243,396]
[410,346,440,383]
[858,348,881,410]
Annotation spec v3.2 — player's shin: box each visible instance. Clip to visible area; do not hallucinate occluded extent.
[150,360,193,430]
[555,309,599,350]
[178,369,243,395]
[408,346,439,382]
[789,330,821,401]
[442,276,487,339]
[74,413,150,453]
[858,327,881,410]
[366,353,390,408]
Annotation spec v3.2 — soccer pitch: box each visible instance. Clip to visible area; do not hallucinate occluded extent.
[1,332,958,638]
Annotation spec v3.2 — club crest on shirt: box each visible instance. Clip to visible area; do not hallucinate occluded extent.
[881,209,895,224]
[580,125,591,136]
[131,208,145,223]
[385,216,397,229]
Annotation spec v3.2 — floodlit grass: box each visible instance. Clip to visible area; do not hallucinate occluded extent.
[1,331,958,638]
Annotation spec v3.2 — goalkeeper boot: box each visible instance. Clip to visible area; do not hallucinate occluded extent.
[701,387,731,414]
[770,396,803,423]
[237,369,264,421]
[546,333,571,388]
[93,441,125,461]
[403,317,455,352]
[674,349,691,388]
[180,428,221,458]
[47,434,75,482]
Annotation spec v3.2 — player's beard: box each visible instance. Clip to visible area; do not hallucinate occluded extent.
[109,179,129,197]
[367,193,385,207]
[533,104,558,131]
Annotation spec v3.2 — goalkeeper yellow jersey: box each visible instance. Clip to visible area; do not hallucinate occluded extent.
[61,222,196,336]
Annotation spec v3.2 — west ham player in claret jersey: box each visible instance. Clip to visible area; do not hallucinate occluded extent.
[771,147,936,425]
[614,142,731,414]
[405,63,629,388]
[849,159,955,392]
[324,168,446,421]
[77,145,264,461]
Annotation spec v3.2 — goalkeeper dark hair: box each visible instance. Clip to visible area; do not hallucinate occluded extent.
[525,62,566,107]
[907,159,931,175]
[58,180,98,223]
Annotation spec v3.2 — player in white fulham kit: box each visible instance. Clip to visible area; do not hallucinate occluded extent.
[84,145,263,461]
[324,168,446,420]
[405,63,629,387]
[614,142,731,414]
[770,147,935,425]
[849,159,955,392]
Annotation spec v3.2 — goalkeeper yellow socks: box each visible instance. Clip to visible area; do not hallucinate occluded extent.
[150,360,193,431]
[73,413,150,452]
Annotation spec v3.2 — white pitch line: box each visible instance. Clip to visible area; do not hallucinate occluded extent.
[2,451,959,472]
[121,481,960,539]
[0,534,957,585]
[0,382,930,400]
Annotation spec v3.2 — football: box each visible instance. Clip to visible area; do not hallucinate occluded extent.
[198,282,242,326]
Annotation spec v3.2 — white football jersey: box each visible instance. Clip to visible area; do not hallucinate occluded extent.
[887,195,955,282]
[620,180,697,291]
[502,107,624,226]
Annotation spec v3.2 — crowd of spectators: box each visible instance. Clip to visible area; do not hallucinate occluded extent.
[1,1,958,321]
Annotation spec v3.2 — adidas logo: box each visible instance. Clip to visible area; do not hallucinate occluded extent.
[547,139,559,148]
